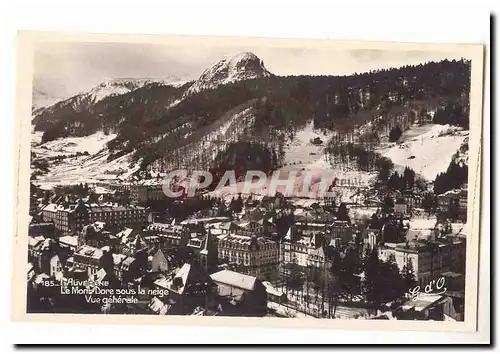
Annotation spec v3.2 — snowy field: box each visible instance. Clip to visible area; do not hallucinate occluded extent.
[32,150,141,190]
[281,120,334,167]
[376,124,468,181]
[31,131,141,189]
[33,131,117,155]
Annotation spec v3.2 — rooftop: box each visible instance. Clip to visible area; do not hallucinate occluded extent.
[402,293,445,312]
[59,235,78,248]
[75,245,103,260]
[210,270,257,291]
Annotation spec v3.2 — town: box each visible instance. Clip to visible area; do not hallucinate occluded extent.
[27,172,468,321]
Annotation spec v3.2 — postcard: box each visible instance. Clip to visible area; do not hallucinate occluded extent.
[11,31,485,333]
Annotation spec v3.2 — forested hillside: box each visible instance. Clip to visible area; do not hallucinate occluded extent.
[31,57,471,175]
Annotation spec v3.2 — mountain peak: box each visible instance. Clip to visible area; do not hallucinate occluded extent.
[186,52,272,95]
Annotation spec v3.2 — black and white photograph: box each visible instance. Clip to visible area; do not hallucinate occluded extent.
[11,32,484,332]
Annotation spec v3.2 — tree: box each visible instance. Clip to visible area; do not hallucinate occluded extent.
[377,157,394,183]
[340,247,359,299]
[379,253,405,302]
[387,171,402,191]
[422,192,436,214]
[337,203,350,223]
[285,263,303,300]
[382,195,394,213]
[447,197,460,221]
[401,259,417,294]
[403,167,416,190]
[388,126,402,142]
[230,194,244,214]
[325,269,341,318]
[369,213,382,230]
[363,247,382,306]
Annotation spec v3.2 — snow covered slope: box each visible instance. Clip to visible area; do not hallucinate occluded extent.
[376,124,469,181]
[33,77,186,119]
[31,132,140,189]
[86,77,186,103]
[34,131,117,155]
[150,101,258,172]
[207,120,376,202]
[281,121,333,167]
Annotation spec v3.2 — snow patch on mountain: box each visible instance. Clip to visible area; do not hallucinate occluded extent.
[185,52,272,96]
[376,124,469,181]
[34,131,117,155]
[151,103,258,172]
[206,120,376,202]
[33,77,187,119]
[86,77,186,104]
[32,149,141,190]
[281,120,334,167]
[31,132,141,190]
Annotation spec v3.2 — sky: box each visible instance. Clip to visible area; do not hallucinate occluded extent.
[33,40,467,99]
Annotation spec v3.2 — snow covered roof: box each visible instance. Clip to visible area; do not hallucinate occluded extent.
[402,293,445,312]
[262,281,284,297]
[210,269,257,291]
[112,253,127,266]
[149,297,170,315]
[28,235,45,247]
[75,245,103,260]
[59,235,78,248]
[410,218,437,230]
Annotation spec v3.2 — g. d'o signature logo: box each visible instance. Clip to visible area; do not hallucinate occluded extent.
[408,277,447,299]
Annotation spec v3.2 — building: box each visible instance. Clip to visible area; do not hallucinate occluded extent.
[394,199,408,216]
[362,228,382,251]
[41,200,147,233]
[151,249,169,273]
[180,216,231,228]
[378,237,466,287]
[28,235,46,260]
[119,256,141,283]
[307,245,333,268]
[262,281,286,304]
[146,223,190,248]
[129,180,166,204]
[330,220,352,243]
[458,189,468,222]
[295,222,329,237]
[237,220,264,235]
[210,269,267,316]
[78,223,120,249]
[209,221,244,237]
[217,234,279,280]
[442,291,465,321]
[30,238,69,276]
[28,222,55,238]
[437,189,467,221]
[73,245,114,278]
[281,231,326,268]
[153,263,216,315]
[112,253,128,280]
[199,230,218,273]
[49,254,64,278]
[397,293,448,321]
[106,180,167,204]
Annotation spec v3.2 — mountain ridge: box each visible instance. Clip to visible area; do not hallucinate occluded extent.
[185,52,273,96]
